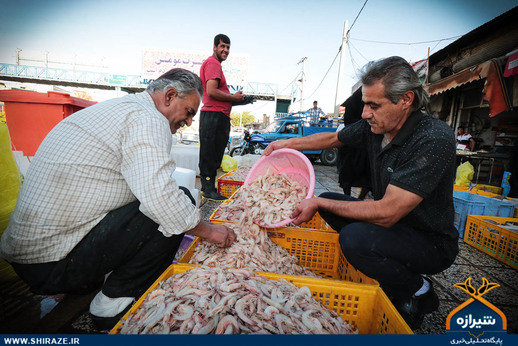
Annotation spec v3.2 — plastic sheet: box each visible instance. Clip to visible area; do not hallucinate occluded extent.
[0,117,22,282]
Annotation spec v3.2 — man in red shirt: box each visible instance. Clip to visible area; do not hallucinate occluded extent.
[199,34,244,200]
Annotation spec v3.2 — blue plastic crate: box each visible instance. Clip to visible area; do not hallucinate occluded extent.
[453,191,515,237]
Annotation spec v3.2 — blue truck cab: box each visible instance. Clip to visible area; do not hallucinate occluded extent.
[258,112,339,166]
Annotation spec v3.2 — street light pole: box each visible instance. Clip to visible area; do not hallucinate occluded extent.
[334,20,349,118]
[298,57,307,112]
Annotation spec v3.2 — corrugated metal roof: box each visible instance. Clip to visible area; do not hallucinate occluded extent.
[429,6,518,65]
[425,66,482,95]
[425,60,510,117]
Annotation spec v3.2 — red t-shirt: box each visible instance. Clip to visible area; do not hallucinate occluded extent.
[200,55,232,116]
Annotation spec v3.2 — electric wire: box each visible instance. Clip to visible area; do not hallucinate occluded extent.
[347,42,360,73]
[305,0,369,100]
[345,0,369,39]
[305,50,340,100]
[349,35,462,46]
[279,71,302,94]
[348,40,369,65]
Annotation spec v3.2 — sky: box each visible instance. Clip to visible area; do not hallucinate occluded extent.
[0,0,517,119]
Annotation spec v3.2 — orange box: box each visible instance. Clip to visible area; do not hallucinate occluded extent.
[0,90,96,156]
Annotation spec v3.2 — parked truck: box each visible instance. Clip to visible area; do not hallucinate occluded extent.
[229,112,339,166]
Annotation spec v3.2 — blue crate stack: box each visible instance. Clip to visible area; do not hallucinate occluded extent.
[453,191,515,237]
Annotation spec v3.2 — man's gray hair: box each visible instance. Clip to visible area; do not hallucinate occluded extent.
[146,68,203,98]
[360,56,429,110]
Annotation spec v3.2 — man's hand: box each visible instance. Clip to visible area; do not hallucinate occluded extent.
[290,198,319,225]
[263,132,339,156]
[232,95,256,106]
[186,221,236,248]
[233,91,244,102]
[263,140,288,156]
[203,223,236,248]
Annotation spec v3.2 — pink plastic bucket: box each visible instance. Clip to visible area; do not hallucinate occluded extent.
[243,148,315,228]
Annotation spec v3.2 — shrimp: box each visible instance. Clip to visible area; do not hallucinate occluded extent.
[215,315,240,334]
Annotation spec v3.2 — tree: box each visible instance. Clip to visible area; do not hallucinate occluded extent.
[230,111,256,128]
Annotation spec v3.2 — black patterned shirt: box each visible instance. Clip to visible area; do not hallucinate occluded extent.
[337,110,458,240]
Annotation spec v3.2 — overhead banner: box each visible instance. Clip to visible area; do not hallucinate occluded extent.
[141,49,249,86]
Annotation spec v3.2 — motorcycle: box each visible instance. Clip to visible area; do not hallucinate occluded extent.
[229,130,268,156]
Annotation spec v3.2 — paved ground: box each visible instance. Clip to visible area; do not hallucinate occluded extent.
[1,162,516,334]
[309,164,518,335]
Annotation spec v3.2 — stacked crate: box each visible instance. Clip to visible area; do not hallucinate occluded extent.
[463,215,518,269]
[217,165,250,198]
[453,190,515,237]
[110,174,415,334]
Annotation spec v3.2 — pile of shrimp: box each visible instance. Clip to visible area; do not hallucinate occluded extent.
[213,171,307,227]
[193,171,315,277]
[189,217,318,278]
[118,266,357,334]
[222,165,250,181]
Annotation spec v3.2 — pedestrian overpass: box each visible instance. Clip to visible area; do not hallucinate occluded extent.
[0,63,296,102]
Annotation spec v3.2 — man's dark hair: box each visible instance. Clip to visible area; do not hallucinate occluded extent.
[214,34,231,46]
[360,56,429,110]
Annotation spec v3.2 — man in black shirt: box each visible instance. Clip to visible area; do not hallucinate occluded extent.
[263,56,458,329]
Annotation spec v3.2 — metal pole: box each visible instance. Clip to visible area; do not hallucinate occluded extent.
[16,49,21,65]
[334,20,349,118]
[298,57,307,111]
[426,47,430,84]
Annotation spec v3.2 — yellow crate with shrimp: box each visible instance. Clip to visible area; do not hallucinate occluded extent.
[110,263,411,334]
[179,225,377,285]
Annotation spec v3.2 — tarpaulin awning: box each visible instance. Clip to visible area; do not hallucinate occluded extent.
[425,59,509,117]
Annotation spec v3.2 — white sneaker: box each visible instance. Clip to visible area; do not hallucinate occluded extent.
[89,291,134,318]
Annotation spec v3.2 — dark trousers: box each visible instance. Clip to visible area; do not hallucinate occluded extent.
[12,188,195,299]
[318,192,458,299]
[199,111,231,178]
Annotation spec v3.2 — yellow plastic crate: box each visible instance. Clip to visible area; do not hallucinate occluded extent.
[454,184,500,197]
[179,226,377,285]
[455,184,503,195]
[298,211,335,231]
[463,215,518,270]
[217,171,244,198]
[110,263,411,335]
[471,184,503,195]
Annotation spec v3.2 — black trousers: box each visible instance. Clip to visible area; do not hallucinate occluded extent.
[12,188,195,299]
[318,192,458,299]
[199,111,231,178]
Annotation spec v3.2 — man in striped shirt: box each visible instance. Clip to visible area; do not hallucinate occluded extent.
[307,100,327,123]
[0,68,236,330]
